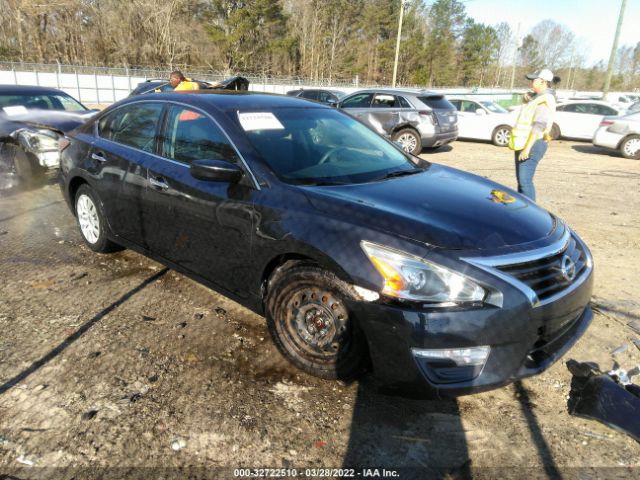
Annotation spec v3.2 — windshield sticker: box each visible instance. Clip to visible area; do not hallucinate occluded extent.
[238,112,284,131]
[3,106,28,116]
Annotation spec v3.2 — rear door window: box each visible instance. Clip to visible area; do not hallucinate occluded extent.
[341,93,373,108]
[398,96,412,109]
[300,90,320,101]
[161,106,239,165]
[98,102,164,152]
[372,94,398,108]
[418,95,455,110]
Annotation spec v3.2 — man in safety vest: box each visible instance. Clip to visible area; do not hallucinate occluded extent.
[168,71,200,91]
[508,68,557,202]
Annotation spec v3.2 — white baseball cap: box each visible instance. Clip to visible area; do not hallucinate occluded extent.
[525,69,554,82]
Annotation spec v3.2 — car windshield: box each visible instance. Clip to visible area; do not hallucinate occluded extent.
[480,101,508,113]
[628,102,640,113]
[0,93,87,112]
[237,108,422,185]
[333,91,347,99]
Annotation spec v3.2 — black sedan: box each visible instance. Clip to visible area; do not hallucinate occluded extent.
[59,91,593,396]
[0,85,93,184]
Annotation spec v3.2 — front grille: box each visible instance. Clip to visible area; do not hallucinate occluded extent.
[496,236,588,302]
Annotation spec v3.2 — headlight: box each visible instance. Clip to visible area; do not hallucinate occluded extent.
[19,129,59,152]
[361,241,485,303]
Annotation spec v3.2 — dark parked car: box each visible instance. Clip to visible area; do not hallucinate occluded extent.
[338,88,458,155]
[129,76,249,96]
[0,85,93,184]
[286,89,346,105]
[59,91,593,396]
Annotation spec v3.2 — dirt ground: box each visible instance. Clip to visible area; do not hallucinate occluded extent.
[0,139,639,480]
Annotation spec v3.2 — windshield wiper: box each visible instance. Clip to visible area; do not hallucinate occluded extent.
[375,169,424,181]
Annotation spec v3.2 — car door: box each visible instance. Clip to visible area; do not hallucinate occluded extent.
[90,101,164,246]
[454,100,484,139]
[141,104,255,295]
[364,93,403,137]
[556,103,592,139]
[339,93,374,123]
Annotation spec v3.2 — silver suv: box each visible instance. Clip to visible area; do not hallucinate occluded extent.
[337,89,458,155]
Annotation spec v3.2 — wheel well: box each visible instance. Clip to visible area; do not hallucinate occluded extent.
[68,177,88,215]
[260,254,318,299]
[493,124,511,134]
[391,125,419,136]
[617,133,640,150]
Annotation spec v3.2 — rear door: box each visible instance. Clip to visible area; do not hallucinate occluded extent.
[91,101,164,245]
[365,93,403,137]
[141,104,255,294]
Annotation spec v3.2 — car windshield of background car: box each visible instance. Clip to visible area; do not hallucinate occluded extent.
[480,101,508,114]
[238,107,421,185]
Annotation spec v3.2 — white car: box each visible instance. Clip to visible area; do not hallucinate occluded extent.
[552,101,625,140]
[449,97,516,147]
[592,112,640,159]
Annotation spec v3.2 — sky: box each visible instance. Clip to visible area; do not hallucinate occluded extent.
[462,0,640,66]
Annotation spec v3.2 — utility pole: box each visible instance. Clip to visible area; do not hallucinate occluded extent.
[603,0,627,97]
[392,0,407,88]
[510,23,521,90]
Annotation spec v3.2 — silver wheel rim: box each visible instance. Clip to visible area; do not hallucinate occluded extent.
[623,138,640,157]
[398,133,417,152]
[495,128,510,146]
[76,194,100,244]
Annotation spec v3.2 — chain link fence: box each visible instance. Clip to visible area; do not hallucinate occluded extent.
[0,61,557,107]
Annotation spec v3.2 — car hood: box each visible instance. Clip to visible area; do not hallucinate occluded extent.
[0,110,92,137]
[302,163,555,250]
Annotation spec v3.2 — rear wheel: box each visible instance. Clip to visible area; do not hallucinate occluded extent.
[265,264,369,380]
[549,123,561,140]
[620,135,640,159]
[75,184,123,253]
[492,125,511,147]
[392,128,422,156]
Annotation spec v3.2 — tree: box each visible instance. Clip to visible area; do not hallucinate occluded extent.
[459,19,499,87]
[425,0,467,86]
[528,20,575,70]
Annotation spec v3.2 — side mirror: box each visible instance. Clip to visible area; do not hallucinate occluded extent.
[475,109,487,116]
[190,159,243,183]
[327,99,338,107]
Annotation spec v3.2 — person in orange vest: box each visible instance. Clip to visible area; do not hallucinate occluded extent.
[168,71,200,91]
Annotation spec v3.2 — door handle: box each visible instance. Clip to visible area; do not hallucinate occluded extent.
[91,152,107,162]
[149,176,169,190]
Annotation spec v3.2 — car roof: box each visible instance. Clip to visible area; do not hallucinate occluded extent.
[344,88,440,96]
[125,90,332,111]
[0,84,71,95]
[558,99,619,107]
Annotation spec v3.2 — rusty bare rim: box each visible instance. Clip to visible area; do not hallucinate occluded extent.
[284,287,350,360]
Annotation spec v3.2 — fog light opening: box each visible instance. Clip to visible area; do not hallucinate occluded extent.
[411,346,491,367]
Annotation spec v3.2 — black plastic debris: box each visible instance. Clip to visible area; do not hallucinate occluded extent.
[628,320,640,335]
[567,359,640,442]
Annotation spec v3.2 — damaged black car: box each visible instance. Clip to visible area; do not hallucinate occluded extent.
[0,85,95,185]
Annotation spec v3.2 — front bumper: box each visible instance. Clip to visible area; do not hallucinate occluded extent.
[349,249,594,397]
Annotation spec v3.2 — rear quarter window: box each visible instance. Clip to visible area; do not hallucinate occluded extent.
[418,96,455,110]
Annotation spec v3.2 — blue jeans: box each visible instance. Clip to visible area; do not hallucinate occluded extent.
[514,139,548,201]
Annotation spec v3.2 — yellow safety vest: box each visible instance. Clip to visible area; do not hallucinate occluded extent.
[509,92,555,151]
[175,78,200,91]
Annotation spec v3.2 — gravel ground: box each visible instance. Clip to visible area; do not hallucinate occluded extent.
[0,139,639,479]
